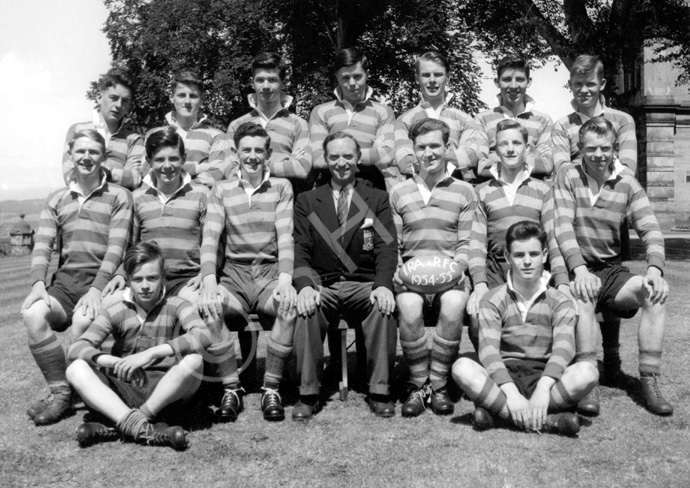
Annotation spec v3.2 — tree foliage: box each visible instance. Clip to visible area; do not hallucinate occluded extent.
[94,0,484,132]
[463,0,690,104]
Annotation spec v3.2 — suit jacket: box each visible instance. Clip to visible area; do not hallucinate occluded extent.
[293,179,397,292]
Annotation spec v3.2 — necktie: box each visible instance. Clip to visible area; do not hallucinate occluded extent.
[337,187,349,238]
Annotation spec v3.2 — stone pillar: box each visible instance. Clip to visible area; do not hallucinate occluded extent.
[674,107,690,225]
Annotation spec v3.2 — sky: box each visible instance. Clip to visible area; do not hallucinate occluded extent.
[0,0,572,201]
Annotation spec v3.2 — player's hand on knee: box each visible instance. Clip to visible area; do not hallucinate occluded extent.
[22,282,51,311]
[273,282,297,317]
[101,275,126,297]
[76,287,102,320]
[297,286,319,317]
[199,283,223,321]
[467,283,488,316]
[370,286,395,316]
[572,266,601,302]
[644,267,669,305]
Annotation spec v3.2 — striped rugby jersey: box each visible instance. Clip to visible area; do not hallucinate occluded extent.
[552,162,664,272]
[394,98,482,180]
[63,111,145,190]
[478,279,576,386]
[201,173,294,277]
[552,98,637,174]
[227,94,311,180]
[31,175,132,291]
[390,176,476,272]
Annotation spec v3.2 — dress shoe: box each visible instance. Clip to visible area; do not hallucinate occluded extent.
[76,422,119,447]
[543,412,580,436]
[577,385,600,417]
[33,386,73,426]
[640,374,674,416]
[217,387,245,422]
[138,422,188,451]
[261,388,285,422]
[367,395,395,418]
[292,397,322,421]
[401,384,429,418]
[429,387,454,416]
[472,407,495,431]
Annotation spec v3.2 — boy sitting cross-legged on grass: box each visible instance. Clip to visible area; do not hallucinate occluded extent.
[453,221,598,436]
[67,241,220,450]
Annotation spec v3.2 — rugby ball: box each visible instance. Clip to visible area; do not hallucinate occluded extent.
[398,255,463,294]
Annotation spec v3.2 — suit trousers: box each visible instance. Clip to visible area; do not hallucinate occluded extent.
[294,281,396,396]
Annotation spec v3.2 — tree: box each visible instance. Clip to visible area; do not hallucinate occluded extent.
[462,0,690,105]
[93,0,484,131]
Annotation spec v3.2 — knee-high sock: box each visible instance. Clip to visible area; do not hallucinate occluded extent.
[117,409,149,440]
[639,350,662,375]
[29,334,68,388]
[473,379,508,419]
[600,318,621,369]
[401,335,429,388]
[429,334,460,391]
[549,381,577,411]
[208,340,239,389]
[263,337,292,390]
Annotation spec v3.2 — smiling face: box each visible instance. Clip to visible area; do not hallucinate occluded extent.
[578,130,617,181]
[505,237,547,284]
[170,82,202,120]
[98,83,132,126]
[416,59,448,104]
[496,127,528,172]
[69,136,105,179]
[337,62,368,105]
[237,135,271,181]
[495,68,531,108]
[252,68,283,107]
[325,136,359,187]
[128,260,164,311]
[150,145,184,191]
[413,129,447,176]
[569,71,606,111]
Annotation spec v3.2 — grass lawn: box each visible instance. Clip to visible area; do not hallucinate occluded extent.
[1,254,689,488]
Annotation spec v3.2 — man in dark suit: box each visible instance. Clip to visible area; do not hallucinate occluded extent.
[292,131,398,420]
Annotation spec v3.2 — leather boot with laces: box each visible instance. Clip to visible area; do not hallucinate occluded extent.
[217,386,245,422]
[261,387,285,422]
[640,373,673,416]
[76,422,120,447]
[543,412,580,437]
[401,383,429,418]
[138,422,187,451]
[33,385,73,426]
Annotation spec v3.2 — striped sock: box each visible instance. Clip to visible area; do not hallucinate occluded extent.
[263,337,292,390]
[29,334,67,386]
[139,404,156,422]
[639,350,662,375]
[401,335,429,388]
[116,409,149,441]
[474,379,508,419]
[549,381,577,410]
[429,334,460,391]
[208,340,240,388]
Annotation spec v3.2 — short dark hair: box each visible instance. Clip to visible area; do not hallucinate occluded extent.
[99,68,135,98]
[496,119,528,143]
[416,51,449,75]
[251,52,287,80]
[505,221,547,253]
[323,131,361,159]
[234,122,271,150]
[123,241,165,277]
[334,48,369,72]
[571,54,605,80]
[496,54,530,79]
[170,70,204,94]
[409,118,450,145]
[578,116,618,146]
[67,129,107,153]
[146,127,185,160]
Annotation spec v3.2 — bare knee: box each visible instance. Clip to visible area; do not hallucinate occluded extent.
[452,357,478,389]
[180,354,204,375]
[66,359,91,385]
[22,303,52,343]
[396,294,424,331]
[71,313,92,339]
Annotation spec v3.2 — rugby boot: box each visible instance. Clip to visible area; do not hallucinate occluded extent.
[217,386,245,422]
[33,385,73,426]
[640,373,674,416]
[472,407,495,431]
[543,413,580,437]
[260,387,285,422]
[429,386,454,416]
[401,384,429,418]
[76,422,119,447]
[576,384,600,417]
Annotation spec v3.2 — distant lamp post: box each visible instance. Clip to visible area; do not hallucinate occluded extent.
[9,214,34,256]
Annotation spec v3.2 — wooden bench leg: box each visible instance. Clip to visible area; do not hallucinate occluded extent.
[339,321,348,401]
